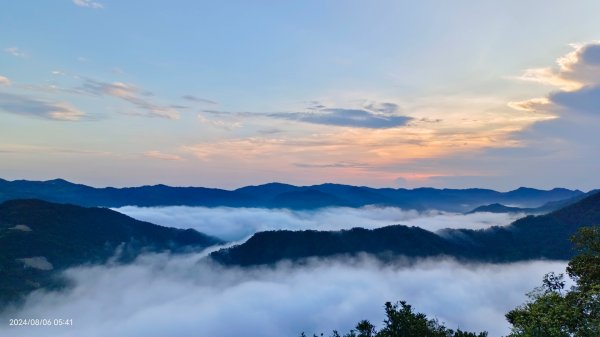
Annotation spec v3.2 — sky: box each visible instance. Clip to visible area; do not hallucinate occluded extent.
[1,0,600,190]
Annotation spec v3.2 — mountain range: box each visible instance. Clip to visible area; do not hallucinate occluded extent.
[0,178,586,212]
[0,199,222,305]
[1,178,598,307]
[210,190,600,266]
[465,189,598,214]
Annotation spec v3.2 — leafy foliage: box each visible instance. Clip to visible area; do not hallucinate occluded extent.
[506,226,600,337]
[301,301,487,337]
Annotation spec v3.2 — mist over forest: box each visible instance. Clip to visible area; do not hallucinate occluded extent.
[114,205,522,241]
[0,249,566,337]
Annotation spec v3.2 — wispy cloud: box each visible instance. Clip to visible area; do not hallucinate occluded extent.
[182,95,218,105]
[203,102,411,129]
[73,0,103,9]
[362,101,402,114]
[294,161,371,169]
[182,136,348,161]
[17,76,181,120]
[78,79,180,119]
[0,92,85,121]
[517,67,581,91]
[144,150,183,161]
[197,114,242,130]
[258,128,284,135]
[267,108,412,129]
[507,97,551,112]
[0,75,11,86]
[0,144,111,155]
[4,47,26,58]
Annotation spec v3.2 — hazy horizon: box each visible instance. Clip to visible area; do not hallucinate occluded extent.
[0,176,593,193]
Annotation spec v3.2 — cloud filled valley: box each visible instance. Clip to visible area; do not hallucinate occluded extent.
[114,206,523,241]
[2,195,587,337]
[0,249,566,337]
[1,192,593,336]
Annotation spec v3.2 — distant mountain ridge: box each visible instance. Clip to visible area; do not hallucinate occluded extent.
[465,189,599,215]
[0,178,585,212]
[467,203,528,214]
[0,199,222,304]
[211,190,600,266]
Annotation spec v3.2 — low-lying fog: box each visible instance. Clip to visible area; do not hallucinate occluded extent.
[0,250,565,337]
[0,207,553,336]
[114,206,523,241]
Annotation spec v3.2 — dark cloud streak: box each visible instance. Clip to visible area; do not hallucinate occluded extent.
[0,92,85,121]
[203,105,412,129]
[267,108,411,129]
[182,95,218,105]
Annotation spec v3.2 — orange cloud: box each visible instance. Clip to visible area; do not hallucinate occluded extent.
[180,95,550,187]
[517,41,600,91]
[0,75,11,86]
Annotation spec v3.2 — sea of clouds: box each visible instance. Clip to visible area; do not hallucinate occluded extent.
[0,207,555,337]
[0,249,566,337]
[114,206,523,241]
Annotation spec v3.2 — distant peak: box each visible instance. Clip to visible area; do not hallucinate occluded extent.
[234,182,299,192]
[45,178,72,185]
[550,187,581,193]
[513,187,537,191]
[510,187,580,193]
[152,184,169,188]
[262,182,297,187]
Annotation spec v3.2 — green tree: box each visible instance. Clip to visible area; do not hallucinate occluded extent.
[301,300,487,337]
[506,226,600,337]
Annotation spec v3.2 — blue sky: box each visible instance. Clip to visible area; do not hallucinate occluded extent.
[1,0,600,190]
